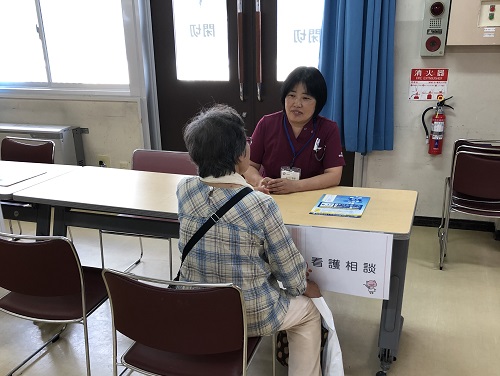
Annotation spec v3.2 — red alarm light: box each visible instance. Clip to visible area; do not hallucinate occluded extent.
[430,2,445,16]
[426,36,442,52]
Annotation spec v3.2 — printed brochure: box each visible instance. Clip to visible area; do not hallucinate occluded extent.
[309,194,370,218]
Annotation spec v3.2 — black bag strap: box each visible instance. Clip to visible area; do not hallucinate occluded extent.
[174,186,252,281]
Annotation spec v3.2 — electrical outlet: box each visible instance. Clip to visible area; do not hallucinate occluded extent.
[97,154,110,168]
[119,161,130,169]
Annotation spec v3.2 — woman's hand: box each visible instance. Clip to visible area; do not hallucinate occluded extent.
[254,185,270,194]
[254,177,271,194]
[266,178,298,194]
[304,264,321,297]
[266,167,344,194]
[305,264,312,278]
[303,280,322,298]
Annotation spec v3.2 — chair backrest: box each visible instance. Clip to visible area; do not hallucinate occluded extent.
[1,136,55,164]
[132,149,197,175]
[0,233,82,297]
[451,139,500,200]
[453,139,495,152]
[102,269,246,355]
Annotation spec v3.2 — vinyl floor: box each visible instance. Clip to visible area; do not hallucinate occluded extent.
[1,223,499,376]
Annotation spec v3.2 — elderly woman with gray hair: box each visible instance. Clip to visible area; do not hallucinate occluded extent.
[176,104,322,376]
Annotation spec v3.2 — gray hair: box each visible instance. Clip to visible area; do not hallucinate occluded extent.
[183,104,247,178]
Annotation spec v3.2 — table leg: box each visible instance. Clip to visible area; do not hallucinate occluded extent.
[52,206,68,237]
[35,204,52,236]
[1,203,51,236]
[376,238,409,375]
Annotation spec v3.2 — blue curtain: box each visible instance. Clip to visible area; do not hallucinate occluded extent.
[319,0,396,154]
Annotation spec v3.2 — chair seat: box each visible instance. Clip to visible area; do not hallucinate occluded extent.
[0,267,107,321]
[123,336,262,376]
[453,191,500,204]
[0,234,109,376]
[451,193,500,217]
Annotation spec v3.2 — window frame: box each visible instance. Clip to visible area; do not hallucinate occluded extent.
[0,0,143,101]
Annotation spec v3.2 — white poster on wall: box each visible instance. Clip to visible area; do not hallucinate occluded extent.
[408,68,449,101]
[287,225,393,300]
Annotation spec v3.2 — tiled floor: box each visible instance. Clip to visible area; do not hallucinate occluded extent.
[1,223,500,376]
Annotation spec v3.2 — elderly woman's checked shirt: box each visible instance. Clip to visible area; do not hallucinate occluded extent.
[177,176,308,337]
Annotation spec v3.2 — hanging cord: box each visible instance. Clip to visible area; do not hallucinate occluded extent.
[421,106,434,143]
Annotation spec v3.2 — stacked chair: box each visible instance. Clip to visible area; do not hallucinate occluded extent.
[438,139,500,269]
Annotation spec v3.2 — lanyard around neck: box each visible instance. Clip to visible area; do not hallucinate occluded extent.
[283,115,317,168]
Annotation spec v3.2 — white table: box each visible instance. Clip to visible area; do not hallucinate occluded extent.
[273,187,418,374]
[13,166,187,237]
[13,166,418,374]
[0,161,80,235]
[0,161,78,199]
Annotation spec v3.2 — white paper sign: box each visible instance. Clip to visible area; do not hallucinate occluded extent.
[408,68,449,101]
[287,225,393,300]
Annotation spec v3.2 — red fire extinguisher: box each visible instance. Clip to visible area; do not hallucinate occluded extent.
[421,96,454,155]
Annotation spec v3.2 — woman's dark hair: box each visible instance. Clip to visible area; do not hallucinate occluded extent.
[280,66,328,118]
[183,104,247,178]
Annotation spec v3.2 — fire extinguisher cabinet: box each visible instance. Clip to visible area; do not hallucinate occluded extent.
[0,123,86,166]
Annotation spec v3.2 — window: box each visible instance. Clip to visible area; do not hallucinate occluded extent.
[172,0,229,81]
[0,0,130,93]
[277,0,324,81]
[170,0,324,82]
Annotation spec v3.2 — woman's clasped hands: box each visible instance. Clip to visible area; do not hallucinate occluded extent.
[256,177,299,195]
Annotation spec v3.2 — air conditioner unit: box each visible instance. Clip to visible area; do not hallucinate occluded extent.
[0,124,86,166]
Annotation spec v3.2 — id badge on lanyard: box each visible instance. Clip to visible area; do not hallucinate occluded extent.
[281,166,301,180]
[283,116,316,180]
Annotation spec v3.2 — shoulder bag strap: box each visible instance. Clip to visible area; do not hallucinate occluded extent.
[174,186,252,281]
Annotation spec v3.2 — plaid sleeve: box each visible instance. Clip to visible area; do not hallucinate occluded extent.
[262,198,307,296]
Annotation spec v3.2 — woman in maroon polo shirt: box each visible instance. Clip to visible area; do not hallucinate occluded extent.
[244,66,345,194]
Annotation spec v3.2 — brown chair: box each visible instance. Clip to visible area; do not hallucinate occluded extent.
[99,149,197,277]
[102,269,262,376]
[0,136,56,234]
[132,149,198,175]
[0,232,108,375]
[437,139,500,269]
[1,136,55,164]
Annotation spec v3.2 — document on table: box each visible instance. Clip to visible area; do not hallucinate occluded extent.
[309,194,370,218]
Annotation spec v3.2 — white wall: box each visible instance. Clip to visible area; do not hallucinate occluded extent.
[0,97,144,169]
[364,1,500,218]
[0,0,498,218]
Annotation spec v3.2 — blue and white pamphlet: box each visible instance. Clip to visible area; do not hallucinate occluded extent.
[309,194,370,218]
